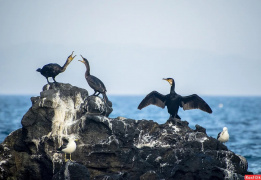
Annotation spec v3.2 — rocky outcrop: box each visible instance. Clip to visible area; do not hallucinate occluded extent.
[0,83,250,180]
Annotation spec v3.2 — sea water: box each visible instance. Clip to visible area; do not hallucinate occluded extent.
[0,95,260,174]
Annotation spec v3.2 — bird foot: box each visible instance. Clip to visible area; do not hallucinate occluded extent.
[167,117,177,123]
[167,117,184,126]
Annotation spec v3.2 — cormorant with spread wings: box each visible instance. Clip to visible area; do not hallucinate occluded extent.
[138,78,212,119]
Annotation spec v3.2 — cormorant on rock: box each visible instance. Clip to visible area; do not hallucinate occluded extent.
[217,127,229,143]
[138,78,212,119]
[36,51,76,83]
[78,55,110,104]
[57,137,78,162]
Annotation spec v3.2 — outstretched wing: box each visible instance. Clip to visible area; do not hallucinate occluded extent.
[138,91,166,110]
[180,94,212,113]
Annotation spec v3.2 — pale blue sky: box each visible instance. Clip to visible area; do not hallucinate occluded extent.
[0,1,261,96]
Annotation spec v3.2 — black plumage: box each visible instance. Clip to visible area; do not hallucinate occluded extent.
[56,138,69,152]
[217,132,221,140]
[138,78,212,119]
[37,51,76,83]
[79,55,109,103]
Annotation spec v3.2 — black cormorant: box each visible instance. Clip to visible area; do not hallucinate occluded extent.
[36,51,76,83]
[78,55,109,103]
[138,78,212,119]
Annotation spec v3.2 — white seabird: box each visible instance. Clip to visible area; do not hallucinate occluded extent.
[57,137,78,161]
[217,127,229,143]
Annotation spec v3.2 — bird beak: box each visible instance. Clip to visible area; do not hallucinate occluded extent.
[78,55,85,63]
[68,51,76,61]
[163,78,173,85]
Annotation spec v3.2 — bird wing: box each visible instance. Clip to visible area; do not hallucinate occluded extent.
[41,64,62,77]
[217,132,221,139]
[57,138,69,151]
[87,75,107,93]
[138,91,166,109]
[180,94,212,113]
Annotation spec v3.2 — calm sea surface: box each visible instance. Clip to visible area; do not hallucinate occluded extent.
[0,95,260,174]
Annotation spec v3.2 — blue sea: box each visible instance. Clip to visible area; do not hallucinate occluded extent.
[0,95,260,174]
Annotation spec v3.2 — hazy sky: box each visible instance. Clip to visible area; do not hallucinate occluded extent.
[1,1,261,96]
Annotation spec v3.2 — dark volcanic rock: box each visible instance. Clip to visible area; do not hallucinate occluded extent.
[52,161,90,180]
[0,83,250,180]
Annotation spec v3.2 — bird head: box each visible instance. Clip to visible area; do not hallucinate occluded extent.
[68,136,79,142]
[223,127,228,131]
[67,51,76,62]
[78,55,88,64]
[163,78,174,86]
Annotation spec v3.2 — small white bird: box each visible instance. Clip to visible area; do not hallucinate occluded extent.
[217,127,229,143]
[57,137,78,162]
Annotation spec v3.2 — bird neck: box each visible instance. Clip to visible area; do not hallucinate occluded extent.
[61,58,72,72]
[170,83,175,93]
[84,60,90,76]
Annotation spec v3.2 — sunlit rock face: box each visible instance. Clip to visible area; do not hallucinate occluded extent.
[0,83,250,180]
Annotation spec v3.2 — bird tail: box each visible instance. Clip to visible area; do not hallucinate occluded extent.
[102,92,109,104]
[56,147,62,152]
[36,68,41,72]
